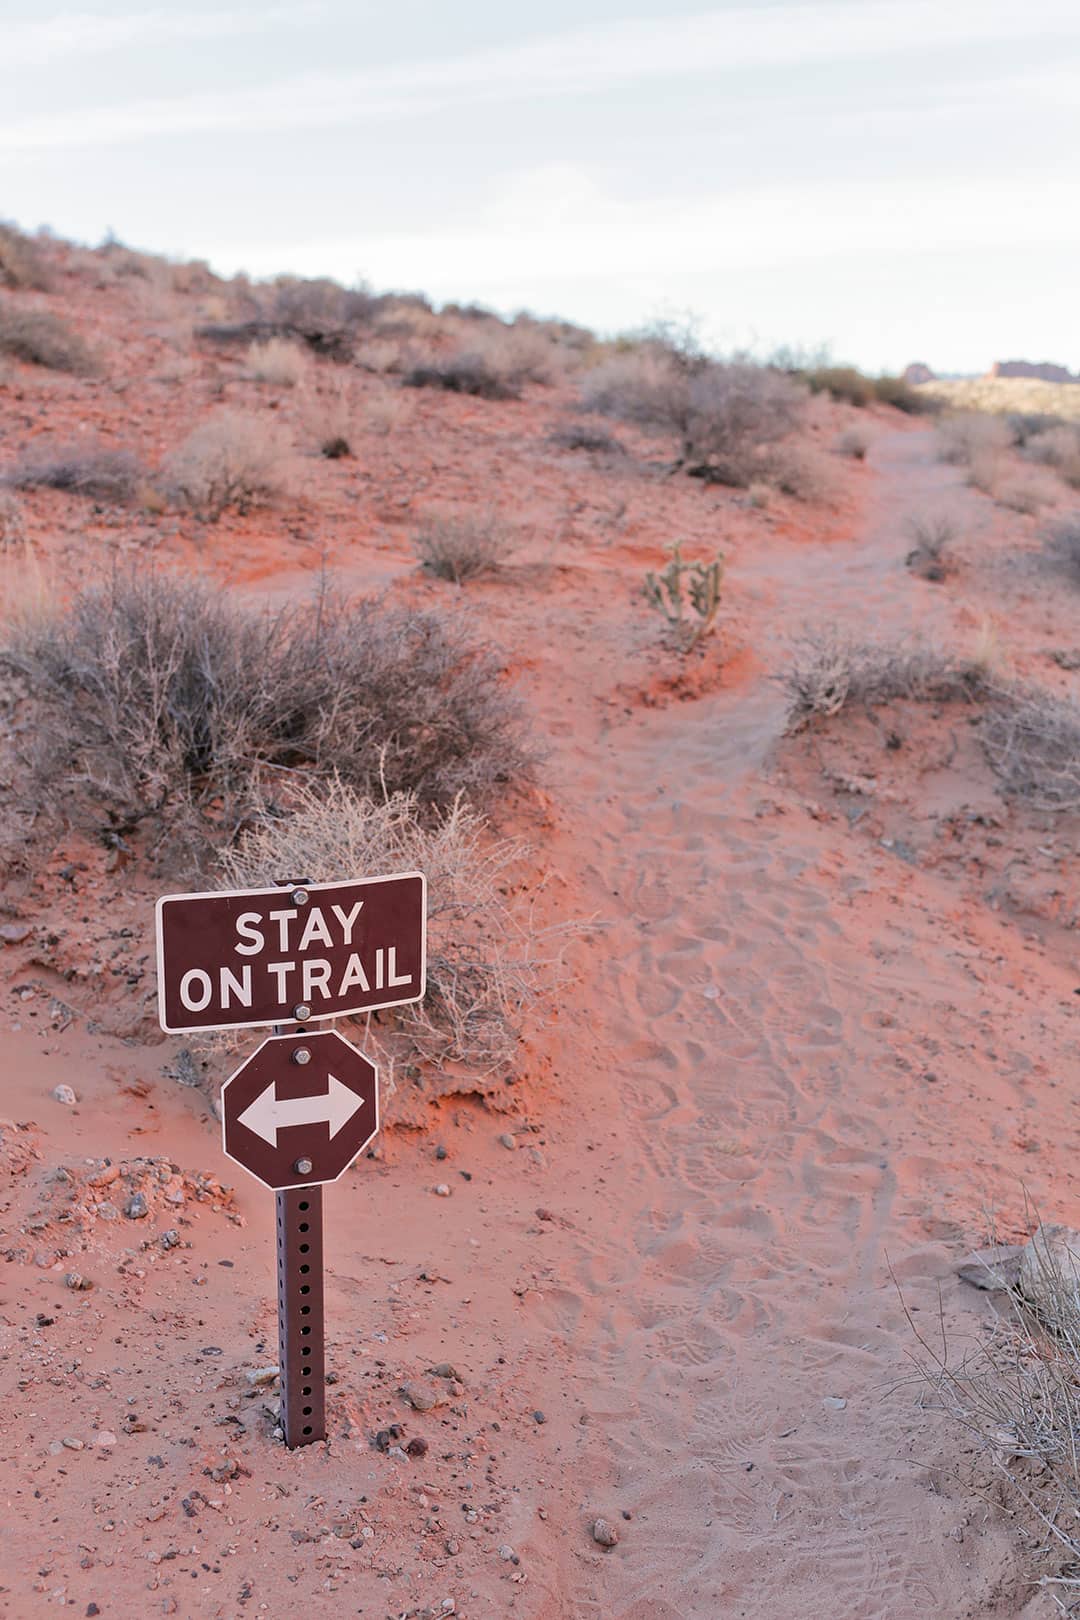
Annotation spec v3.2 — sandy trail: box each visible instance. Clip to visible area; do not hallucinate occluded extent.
[534,426,1030,1619]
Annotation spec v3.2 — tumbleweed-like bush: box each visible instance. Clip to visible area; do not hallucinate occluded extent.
[220,781,555,1086]
[164,410,290,518]
[413,510,521,583]
[0,302,95,373]
[4,443,143,502]
[2,573,531,857]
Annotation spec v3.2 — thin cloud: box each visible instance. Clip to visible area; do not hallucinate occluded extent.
[3,1,1078,152]
[5,7,315,68]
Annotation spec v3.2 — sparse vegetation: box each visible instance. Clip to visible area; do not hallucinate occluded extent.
[404,350,520,401]
[4,443,143,503]
[300,378,355,458]
[2,574,531,856]
[246,337,308,386]
[644,542,724,652]
[905,512,959,580]
[548,422,625,455]
[0,224,51,291]
[221,782,553,1083]
[982,691,1080,810]
[164,410,290,518]
[1044,515,1080,581]
[413,510,520,583]
[795,365,926,414]
[0,302,95,373]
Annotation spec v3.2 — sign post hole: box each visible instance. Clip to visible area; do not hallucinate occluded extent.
[155,873,426,1450]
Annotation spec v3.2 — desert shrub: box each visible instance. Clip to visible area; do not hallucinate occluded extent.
[246,336,308,386]
[746,482,771,509]
[413,510,520,583]
[402,326,552,400]
[802,365,876,406]
[0,302,94,373]
[269,276,377,342]
[935,412,1011,466]
[164,410,289,517]
[1006,410,1065,447]
[300,377,354,458]
[835,427,870,460]
[363,392,410,436]
[782,629,989,726]
[0,224,51,291]
[872,375,927,414]
[5,443,142,502]
[981,691,1080,809]
[1022,424,1079,466]
[644,542,723,652]
[0,490,26,547]
[905,512,958,579]
[2,574,530,853]
[1044,515,1080,581]
[548,422,625,454]
[966,452,1000,495]
[761,443,828,501]
[908,1225,1080,1608]
[996,478,1048,516]
[221,782,551,1081]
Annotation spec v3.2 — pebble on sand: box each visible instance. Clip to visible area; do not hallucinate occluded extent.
[434,1183,451,1197]
[591,1517,619,1548]
[52,1084,77,1106]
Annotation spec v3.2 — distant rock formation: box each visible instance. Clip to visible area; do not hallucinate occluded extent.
[902,362,935,385]
[989,360,1079,384]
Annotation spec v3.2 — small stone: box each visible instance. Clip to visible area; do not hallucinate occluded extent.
[64,1271,93,1291]
[591,1517,618,1548]
[434,1183,451,1197]
[124,1192,149,1219]
[823,1396,847,1411]
[401,1378,440,1412]
[533,1409,546,1424]
[61,1436,85,1451]
[160,1230,180,1250]
[94,1431,117,1448]
[440,1601,456,1615]
[435,1145,448,1161]
[406,1436,428,1458]
[0,922,31,944]
[498,1133,516,1150]
[245,1366,279,1387]
[52,1084,77,1106]
[498,1543,516,1561]
[431,1362,462,1381]
[446,1539,461,1556]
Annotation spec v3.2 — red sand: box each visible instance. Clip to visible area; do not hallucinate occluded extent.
[2,254,1079,1618]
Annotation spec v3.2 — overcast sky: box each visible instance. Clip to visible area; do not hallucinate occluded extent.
[4,1,1079,373]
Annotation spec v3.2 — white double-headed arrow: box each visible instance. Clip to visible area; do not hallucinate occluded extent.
[237,1074,365,1148]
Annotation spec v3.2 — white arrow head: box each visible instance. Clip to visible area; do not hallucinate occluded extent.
[237,1073,365,1148]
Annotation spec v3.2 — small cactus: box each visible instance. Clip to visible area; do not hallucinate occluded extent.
[644,541,723,652]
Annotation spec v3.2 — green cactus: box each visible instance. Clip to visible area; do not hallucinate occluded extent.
[644,541,723,652]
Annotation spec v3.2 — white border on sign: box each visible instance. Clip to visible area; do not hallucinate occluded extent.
[155,871,427,1034]
[220,1028,381,1191]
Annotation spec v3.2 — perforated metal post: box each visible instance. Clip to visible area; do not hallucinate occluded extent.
[275,1182,325,1447]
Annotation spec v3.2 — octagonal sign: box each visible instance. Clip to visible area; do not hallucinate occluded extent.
[222,1029,378,1191]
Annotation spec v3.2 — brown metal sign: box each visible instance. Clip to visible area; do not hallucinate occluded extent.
[155,873,425,1034]
[222,1028,379,1191]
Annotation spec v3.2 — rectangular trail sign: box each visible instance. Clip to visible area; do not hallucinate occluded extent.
[156,873,426,1034]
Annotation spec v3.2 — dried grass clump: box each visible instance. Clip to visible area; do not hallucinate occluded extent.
[363,391,410,436]
[1,574,530,856]
[247,337,308,387]
[1024,425,1080,492]
[935,412,1011,466]
[164,410,290,518]
[0,224,51,291]
[782,629,989,727]
[300,377,355,459]
[0,302,95,373]
[548,422,625,455]
[1044,515,1080,582]
[996,478,1049,516]
[221,782,555,1083]
[5,443,143,503]
[907,1226,1080,1610]
[905,512,959,579]
[413,510,520,583]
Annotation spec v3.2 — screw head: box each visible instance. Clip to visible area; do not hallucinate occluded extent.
[294,1157,314,1176]
[293,1004,312,1023]
[292,1046,311,1066]
[291,888,309,906]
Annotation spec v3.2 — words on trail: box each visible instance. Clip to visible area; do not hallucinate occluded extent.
[156,873,426,1033]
